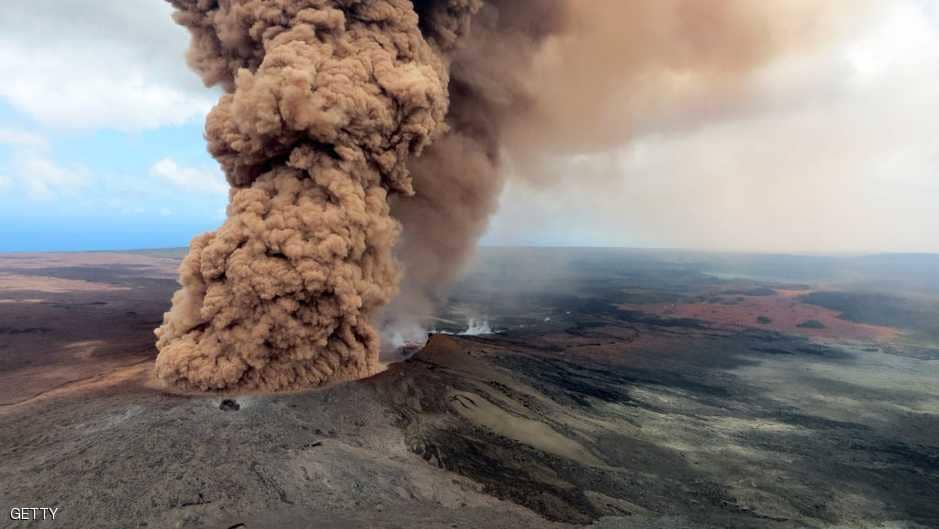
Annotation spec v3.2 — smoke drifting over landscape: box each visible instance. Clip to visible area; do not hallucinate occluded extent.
[156,0,864,392]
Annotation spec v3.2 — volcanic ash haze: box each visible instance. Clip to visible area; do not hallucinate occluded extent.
[156,0,862,392]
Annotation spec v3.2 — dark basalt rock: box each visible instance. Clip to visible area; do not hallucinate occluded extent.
[219,399,240,411]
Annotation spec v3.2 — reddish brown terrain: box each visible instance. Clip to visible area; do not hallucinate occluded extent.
[620,287,899,342]
[0,252,177,407]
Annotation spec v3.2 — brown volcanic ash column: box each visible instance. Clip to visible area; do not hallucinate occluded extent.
[155,0,478,392]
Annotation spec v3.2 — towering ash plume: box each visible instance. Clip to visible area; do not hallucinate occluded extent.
[155,0,479,391]
[157,0,857,391]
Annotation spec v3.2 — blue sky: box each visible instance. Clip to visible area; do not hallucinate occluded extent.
[1,1,938,253]
[0,101,226,251]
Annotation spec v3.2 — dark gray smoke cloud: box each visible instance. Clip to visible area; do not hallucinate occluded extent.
[157,0,860,392]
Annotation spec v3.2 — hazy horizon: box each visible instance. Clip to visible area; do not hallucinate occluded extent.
[3,243,938,260]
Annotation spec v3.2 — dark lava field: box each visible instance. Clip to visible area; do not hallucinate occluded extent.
[1,248,937,529]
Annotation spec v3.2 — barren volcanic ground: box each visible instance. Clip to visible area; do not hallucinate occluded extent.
[1,248,938,529]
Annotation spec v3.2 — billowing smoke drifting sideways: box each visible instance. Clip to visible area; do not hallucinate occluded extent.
[378,0,866,348]
[157,0,862,392]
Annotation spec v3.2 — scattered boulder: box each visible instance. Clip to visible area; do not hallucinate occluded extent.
[219,399,240,411]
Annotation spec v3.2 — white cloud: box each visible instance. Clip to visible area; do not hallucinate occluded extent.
[0,1,215,130]
[486,1,939,253]
[844,0,939,82]
[18,158,88,200]
[0,126,86,201]
[0,51,213,130]
[159,208,173,217]
[0,128,47,149]
[150,158,228,195]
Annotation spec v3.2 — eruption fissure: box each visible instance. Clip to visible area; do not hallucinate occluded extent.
[157,0,859,392]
